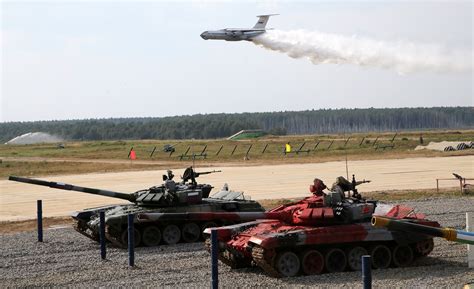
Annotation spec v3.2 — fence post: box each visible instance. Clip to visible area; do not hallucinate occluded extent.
[99,211,106,260]
[372,136,379,147]
[468,212,474,268]
[216,145,223,156]
[390,132,398,143]
[327,140,334,150]
[37,200,43,242]
[128,214,135,267]
[230,145,237,156]
[149,146,157,158]
[261,143,268,154]
[211,229,219,289]
[344,137,351,147]
[245,144,253,160]
[313,141,320,151]
[362,255,372,289]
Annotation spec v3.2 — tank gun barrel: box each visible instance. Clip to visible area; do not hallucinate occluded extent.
[9,176,135,202]
[372,216,474,245]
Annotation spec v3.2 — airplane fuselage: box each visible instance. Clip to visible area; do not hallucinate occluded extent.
[200,29,265,41]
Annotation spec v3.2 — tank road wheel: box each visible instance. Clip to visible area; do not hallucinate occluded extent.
[346,246,368,271]
[120,228,141,247]
[300,250,324,275]
[142,226,162,247]
[325,248,347,273]
[275,251,301,277]
[370,245,391,269]
[392,244,414,267]
[415,239,434,256]
[162,224,181,245]
[182,223,201,243]
[201,222,218,239]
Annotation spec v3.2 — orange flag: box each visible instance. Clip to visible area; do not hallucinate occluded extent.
[129,149,137,160]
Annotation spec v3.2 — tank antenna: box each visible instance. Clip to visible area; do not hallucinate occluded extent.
[344,132,349,180]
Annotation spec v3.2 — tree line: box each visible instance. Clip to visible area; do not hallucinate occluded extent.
[1,107,473,142]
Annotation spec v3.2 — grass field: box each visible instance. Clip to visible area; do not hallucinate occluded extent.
[0,160,157,178]
[0,130,472,178]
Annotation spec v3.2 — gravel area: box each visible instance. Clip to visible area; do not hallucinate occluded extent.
[1,197,473,288]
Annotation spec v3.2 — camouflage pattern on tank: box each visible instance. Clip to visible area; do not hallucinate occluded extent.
[8,167,265,248]
[203,175,440,277]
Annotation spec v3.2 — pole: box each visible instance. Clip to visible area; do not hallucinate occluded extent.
[467,212,473,268]
[372,136,379,147]
[245,144,252,160]
[216,145,223,156]
[362,255,372,289]
[128,214,135,267]
[99,211,106,260]
[230,145,237,156]
[150,146,156,158]
[344,136,351,147]
[327,140,334,150]
[313,141,320,151]
[211,229,218,289]
[37,200,43,242]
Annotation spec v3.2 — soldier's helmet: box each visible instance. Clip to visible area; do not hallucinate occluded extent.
[331,176,352,191]
[167,170,174,180]
[310,178,327,194]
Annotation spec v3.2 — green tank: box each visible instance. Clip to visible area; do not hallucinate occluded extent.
[8,167,265,247]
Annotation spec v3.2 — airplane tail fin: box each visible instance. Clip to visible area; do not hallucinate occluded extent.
[253,14,278,29]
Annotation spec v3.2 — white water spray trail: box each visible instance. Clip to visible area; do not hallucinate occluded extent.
[253,30,472,74]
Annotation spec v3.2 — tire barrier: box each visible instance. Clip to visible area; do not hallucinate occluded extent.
[444,146,455,151]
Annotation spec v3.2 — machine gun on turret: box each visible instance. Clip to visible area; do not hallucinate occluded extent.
[182,167,221,186]
[351,174,371,199]
[330,174,370,200]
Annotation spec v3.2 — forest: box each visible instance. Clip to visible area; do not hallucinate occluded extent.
[1,107,473,142]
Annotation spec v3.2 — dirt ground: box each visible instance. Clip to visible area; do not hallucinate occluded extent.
[1,155,472,221]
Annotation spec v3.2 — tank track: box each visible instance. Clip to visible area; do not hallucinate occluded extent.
[73,221,99,242]
[251,246,280,277]
[204,238,250,269]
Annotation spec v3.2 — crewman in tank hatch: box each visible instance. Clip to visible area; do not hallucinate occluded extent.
[309,178,327,196]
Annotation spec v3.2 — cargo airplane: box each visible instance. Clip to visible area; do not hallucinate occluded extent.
[200,14,278,41]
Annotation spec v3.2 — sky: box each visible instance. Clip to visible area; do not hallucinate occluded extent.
[1,0,473,122]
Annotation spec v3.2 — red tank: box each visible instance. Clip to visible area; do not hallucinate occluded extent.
[203,176,440,277]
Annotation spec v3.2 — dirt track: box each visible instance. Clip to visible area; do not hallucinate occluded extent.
[1,155,472,221]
